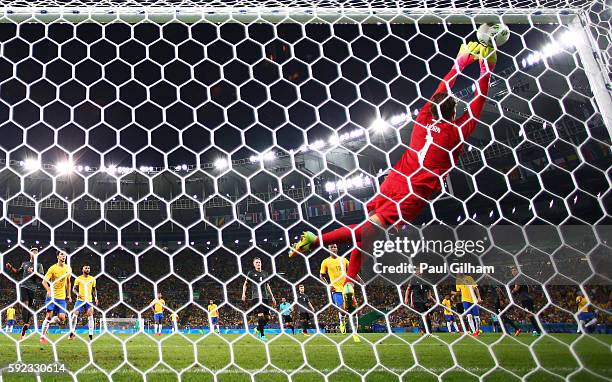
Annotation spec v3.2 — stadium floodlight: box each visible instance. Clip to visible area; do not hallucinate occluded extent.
[56,160,74,174]
[22,158,41,171]
[370,118,387,132]
[522,31,575,68]
[214,158,228,169]
[389,113,408,126]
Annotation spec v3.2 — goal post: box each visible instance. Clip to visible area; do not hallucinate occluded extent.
[0,0,609,380]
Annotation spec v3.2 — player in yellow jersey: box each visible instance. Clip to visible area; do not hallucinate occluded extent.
[441,295,459,333]
[5,305,16,334]
[170,312,179,333]
[576,293,597,333]
[319,244,363,342]
[41,251,72,344]
[208,300,220,333]
[452,273,481,336]
[149,293,166,336]
[69,264,98,341]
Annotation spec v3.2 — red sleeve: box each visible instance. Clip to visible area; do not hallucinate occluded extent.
[415,66,462,126]
[455,72,491,139]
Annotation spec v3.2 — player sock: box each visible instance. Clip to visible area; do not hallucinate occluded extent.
[70,314,78,334]
[529,316,540,333]
[446,322,452,332]
[585,318,597,327]
[466,314,475,333]
[88,316,94,336]
[474,316,481,332]
[154,324,158,334]
[257,318,265,338]
[453,322,459,332]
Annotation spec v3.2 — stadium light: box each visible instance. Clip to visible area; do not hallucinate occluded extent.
[389,113,408,126]
[22,158,41,171]
[325,174,372,192]
[56,160,74,174]
[215,158,228,170]
[522,31,574,68]
[370,118,387,132]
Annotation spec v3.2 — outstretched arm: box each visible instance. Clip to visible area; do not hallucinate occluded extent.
[456,46,497,138]
[416,42,481,125]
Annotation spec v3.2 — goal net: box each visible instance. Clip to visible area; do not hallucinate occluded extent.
[0,0,610,380]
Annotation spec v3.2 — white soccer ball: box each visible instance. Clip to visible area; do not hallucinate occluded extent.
[477,23,510,47]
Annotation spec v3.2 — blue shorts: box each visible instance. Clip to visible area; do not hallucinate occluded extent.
[578,312,594,321]
[332,292,344,308]
[154,313,164,323]
[7,320,15,325]
[45,298,67,315]
[463,302,480,316]
[74,300,94,313]
[211,317,219,324]
[445,315,455,322]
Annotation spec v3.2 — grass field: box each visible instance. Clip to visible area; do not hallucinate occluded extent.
[0,332,611,382]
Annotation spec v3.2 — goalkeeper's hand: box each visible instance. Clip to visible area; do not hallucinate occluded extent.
[455,41,482,71]
[479,44,497,73]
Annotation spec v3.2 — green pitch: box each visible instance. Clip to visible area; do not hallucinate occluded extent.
[0,333,611,382]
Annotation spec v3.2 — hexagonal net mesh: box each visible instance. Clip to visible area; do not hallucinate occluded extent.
[0,1,610,381]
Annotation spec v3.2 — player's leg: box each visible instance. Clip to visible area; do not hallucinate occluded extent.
[472,305,481,334]
[20,288,34,339]
[69,309,80,340]
[522,299,541,335]
[86,306,95,340]
[463,303,476,334]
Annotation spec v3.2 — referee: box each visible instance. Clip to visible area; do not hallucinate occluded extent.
[5,247,44,339]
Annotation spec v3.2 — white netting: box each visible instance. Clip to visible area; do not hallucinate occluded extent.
[0,2,610,381]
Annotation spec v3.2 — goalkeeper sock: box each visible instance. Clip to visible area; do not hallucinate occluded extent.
[20,323,29,337]
[88,316,94,336]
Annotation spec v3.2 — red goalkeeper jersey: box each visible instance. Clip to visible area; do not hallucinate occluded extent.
[383,68,492,196]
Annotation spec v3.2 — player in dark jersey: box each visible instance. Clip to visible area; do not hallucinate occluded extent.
[511,267,541,336]
[493,284,521,336]
[289,41,497,312]
[5,247,44,339]
[404,273,434,334]
[242,257,276,341]
[296,284,315,337]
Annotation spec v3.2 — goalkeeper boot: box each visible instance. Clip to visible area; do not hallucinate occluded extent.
[288,231,317,258]
[342,283,357,313]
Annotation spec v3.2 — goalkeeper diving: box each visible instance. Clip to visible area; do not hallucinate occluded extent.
[289,41,497,312]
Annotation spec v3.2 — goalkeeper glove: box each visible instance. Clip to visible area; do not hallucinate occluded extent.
[479,44,497,73]
[455,41,482,71]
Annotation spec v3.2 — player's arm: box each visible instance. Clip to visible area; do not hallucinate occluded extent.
[474,286,482,303]
[404,286,412,305]
[5,262,19,275]
[241,277,249,301]
[42,268,53,297]
[66,274,72,302]
[72,279,80,300]
[266,282,276,306]
[416,42,481,124]
[455,46,497,138]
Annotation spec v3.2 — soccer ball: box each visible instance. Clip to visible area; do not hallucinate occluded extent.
[477,23,510,47]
